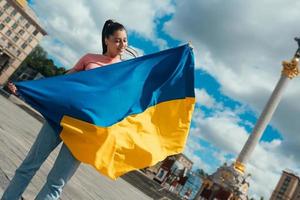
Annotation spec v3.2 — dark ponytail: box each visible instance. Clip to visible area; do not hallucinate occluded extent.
[101,19,126,54]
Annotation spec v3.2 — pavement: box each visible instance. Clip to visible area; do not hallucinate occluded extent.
[0,93,154,200]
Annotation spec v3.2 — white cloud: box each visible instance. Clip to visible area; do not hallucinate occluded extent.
[247,139,300,198]
[212,151,227,166]
[195,111,249,154]
[30,0,174,68]
[195,88,216,108]
[40,38,79,67]
[189,90,300,198]
[163,1,300,196]
[163,0,300,145]
[195,88,226,112]
[184,141,212,173]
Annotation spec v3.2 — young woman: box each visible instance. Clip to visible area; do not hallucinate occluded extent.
[2,19,131,200]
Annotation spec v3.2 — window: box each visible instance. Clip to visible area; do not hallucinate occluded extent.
[11,9,17,16]
[21,42,27,49]
[22,19,28,25]
[5,16,11,23]
[278,191,285,195]
[285,176,291,181]
[5,30,12,36]
[276,195,282,200]
[33,29,39,36]
[279,187,287,193]
[18,29,25,36]
[0,23,4,30]
[7,42,12,49]
[283,181,289,185]
[27,36,33,43]
[12,22,18,29]
[4,3,10,10]
[19,16,25,21]
[16,50,21,56]
[13,36,19,42]
[25,22,30,29]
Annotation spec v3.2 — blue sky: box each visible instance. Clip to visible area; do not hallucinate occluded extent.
[28,0,300,198]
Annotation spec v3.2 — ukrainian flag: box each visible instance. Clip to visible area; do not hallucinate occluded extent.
[16,44,195,179]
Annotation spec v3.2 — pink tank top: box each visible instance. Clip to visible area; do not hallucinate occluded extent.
[73,53,121,71]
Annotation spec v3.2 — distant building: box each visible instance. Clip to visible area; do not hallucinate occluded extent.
[270,169,300,200]
[147,153,193,195]
[0,0,46,85]
[179,171,202,200]
[194,163,250,200]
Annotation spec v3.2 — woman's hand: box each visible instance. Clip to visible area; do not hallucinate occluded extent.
[8,82,18,95]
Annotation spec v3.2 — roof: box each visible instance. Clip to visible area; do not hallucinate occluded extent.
[283,169,300,181]
[7,0,47,35]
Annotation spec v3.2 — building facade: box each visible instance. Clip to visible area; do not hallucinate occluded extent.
[148,153,193,195]
[179,171,202,200]
[271,170,300,200]
[194,163,249,200]
[0,0,46,85]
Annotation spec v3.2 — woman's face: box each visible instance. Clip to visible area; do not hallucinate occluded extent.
[105,29,128,57]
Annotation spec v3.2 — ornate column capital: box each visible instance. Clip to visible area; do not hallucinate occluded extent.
[234,161,245,174]
[282,58,299,79]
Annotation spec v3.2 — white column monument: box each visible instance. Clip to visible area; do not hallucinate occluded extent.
[194,38,300,200]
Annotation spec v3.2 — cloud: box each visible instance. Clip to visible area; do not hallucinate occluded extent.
[247,139,300,198]
[31,0,174,67]
[189,89,300,198]
[40,38,79,67]
[184,139,212,173]
[164,1,300,196]
[195,88,216,108]
[164,0,300,121]
[194,109,248,154]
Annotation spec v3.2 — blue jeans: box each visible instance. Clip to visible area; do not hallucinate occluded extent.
[1,121,81,200]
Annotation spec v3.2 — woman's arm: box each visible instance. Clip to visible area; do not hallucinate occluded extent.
[65,54,89,74]
[65,68,77,74]
[7,55,85,95]
[7,82,18,95]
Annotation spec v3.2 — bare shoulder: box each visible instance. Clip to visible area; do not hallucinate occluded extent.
[85,53,103,58]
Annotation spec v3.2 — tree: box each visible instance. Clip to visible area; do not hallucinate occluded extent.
[19,45,66,77]
[195,168,206,178]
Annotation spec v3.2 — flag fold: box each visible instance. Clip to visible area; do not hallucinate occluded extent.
[16,44,195,179]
